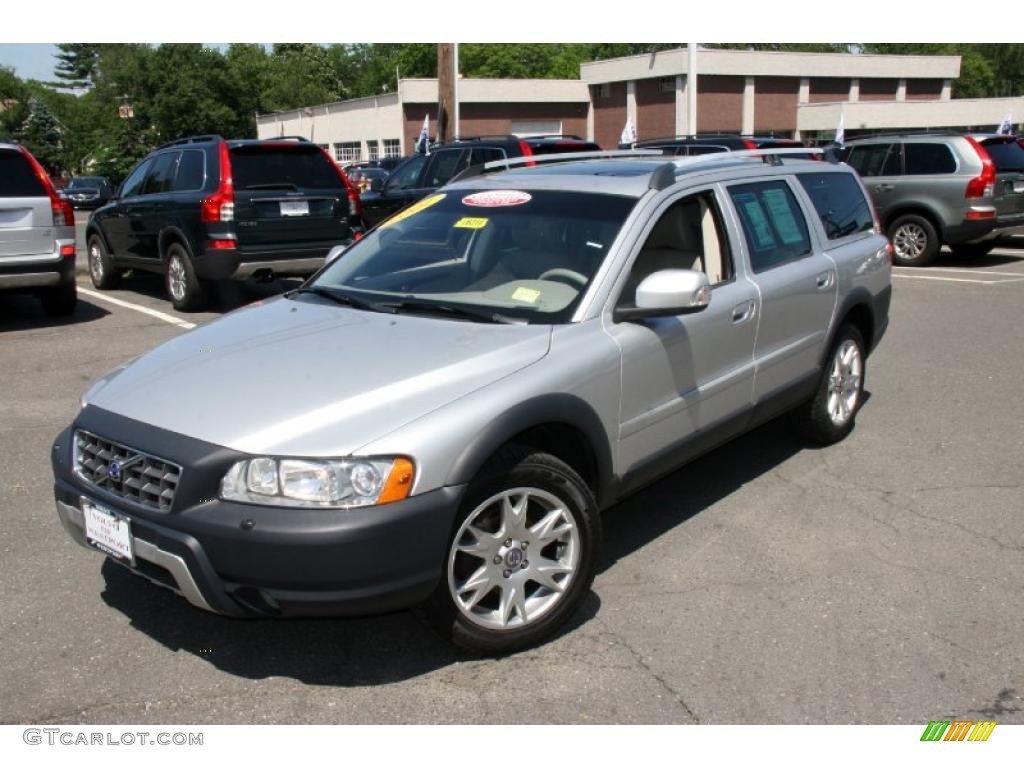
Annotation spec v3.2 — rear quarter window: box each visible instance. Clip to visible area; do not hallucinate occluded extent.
[904,143,956,175]
[797,172,874,240]
[0,150,46,197]
[844,143,900,177]
[231,145,343,190]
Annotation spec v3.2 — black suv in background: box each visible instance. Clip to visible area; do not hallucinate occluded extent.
[359,134,602,228]
[59,176,114,210]
[86,135,362,310]
[625,134,809,156]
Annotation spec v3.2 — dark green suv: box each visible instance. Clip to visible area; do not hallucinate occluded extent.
[85,135,362,310]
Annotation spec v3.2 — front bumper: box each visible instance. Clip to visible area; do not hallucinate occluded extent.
[52,413,464,618]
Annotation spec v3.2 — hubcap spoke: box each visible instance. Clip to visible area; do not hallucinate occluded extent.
[500,492,528,537]
[529,507,574,547]
[457,565,494,610]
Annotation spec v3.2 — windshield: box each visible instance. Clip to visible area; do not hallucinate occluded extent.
[69,177,104,188]
[309,188,637,324]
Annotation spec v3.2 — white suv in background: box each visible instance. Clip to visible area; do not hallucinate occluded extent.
[0,141,77,316]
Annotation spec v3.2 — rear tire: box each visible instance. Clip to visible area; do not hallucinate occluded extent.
[790,324,866,446]
[165,243,208,312]
[424,445,601,655]
[88,235,121,289]
[888,214,939,266]
[40,280,77,317]
[949,241,996,258]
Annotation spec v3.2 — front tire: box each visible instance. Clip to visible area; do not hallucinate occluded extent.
[165,243,208,312]
[424,446,600,654]
[791,324,866,445]
[888,214,939,266]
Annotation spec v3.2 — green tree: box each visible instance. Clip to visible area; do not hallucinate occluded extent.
[52,43,101,89]
[18,97,64,173]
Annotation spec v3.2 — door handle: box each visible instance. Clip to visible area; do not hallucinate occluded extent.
[873,184,894,192]
[816,270,835,290]
[732,300,756,325]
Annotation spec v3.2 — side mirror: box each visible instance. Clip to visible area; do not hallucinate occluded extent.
[369,178,385,193]
[614,269,711,322]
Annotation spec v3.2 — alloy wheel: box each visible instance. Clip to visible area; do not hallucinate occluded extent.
[167,256,187,302]
[892,223,927,262]
[827,339,862,426]
[447,487,580,631]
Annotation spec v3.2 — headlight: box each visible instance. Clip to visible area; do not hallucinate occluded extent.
[220,456,414,508]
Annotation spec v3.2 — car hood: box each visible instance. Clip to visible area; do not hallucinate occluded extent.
[85,295,552,457]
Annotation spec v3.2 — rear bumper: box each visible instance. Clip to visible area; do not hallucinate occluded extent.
[0,243,76,290]
[193,245,340,280]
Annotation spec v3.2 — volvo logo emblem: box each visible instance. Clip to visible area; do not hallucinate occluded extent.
[505,548,524,569]
[108,462,121,480]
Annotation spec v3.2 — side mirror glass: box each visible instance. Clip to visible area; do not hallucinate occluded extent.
[615,269,711,322]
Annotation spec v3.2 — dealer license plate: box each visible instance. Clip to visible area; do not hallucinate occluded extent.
[82,499,134,564]
[280,200,310,217]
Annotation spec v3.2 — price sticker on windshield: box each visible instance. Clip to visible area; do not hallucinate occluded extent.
[454,217,489,230]
[462,190,532,207]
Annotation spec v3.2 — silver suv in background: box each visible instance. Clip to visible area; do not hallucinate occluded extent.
[53,149,891,653]
[0,141,77,315]
[843,132,1024,265]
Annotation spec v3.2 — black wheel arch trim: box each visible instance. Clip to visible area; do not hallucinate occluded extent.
[444,394,615,508]
[821,286,886,365]
[884,204,943,234]
[85,224,113,257]
[159,226,195,264]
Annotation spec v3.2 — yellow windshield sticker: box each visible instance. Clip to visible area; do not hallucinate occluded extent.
[454,216,489,230]
[511,286,541,304]
[380,193,446,229]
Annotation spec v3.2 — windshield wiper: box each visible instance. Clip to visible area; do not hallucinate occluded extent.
[383,299,526,325]
[289,286,396,314]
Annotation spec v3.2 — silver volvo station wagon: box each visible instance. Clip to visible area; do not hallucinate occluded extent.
[53,150,892,653]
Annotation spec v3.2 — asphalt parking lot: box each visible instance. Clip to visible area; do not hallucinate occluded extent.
[1,240,1022,725]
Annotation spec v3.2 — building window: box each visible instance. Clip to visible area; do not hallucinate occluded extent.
[659,77,675,94]
[333,142,361,163]
[383,139,401,158]
[597,83,611,99]
[367,140,380,161]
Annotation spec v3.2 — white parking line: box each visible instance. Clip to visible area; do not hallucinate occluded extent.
[894,266,1024,277]
[892,273,1024,285]
[77,287,196,330]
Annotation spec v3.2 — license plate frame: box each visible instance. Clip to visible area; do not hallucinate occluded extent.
[279,200,310,217]
[82,497,134,565]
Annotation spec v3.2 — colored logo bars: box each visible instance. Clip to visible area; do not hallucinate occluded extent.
[920,720,996,742]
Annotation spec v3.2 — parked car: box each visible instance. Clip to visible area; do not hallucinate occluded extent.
[345,157,406,174]
[60,175,114,209]
[53,149,890,653]
[0,141,77,315]
[626,134,811,157]
[85,135,362,311]
[348,166,390,194]
[359,134,602,228]
[842,132,1024,265]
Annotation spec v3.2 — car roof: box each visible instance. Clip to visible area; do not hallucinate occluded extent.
[443,155,834,198]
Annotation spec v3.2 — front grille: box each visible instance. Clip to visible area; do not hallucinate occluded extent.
[73,430,181,512]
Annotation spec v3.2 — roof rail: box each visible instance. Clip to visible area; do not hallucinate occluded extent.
[449,149,663,183]
[671,147,824,172]
[156,134,224,151]
[845,130,963,141]
[524,134,586,140]
[264,135,310,142]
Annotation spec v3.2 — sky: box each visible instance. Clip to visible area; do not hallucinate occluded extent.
[0,44,60,81]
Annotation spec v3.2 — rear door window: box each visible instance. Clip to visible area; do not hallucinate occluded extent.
[230,145,343,190]
[173,150,205,191]
[797,172,874,240]
[0,149,46,197]
[981,138,1024,172]
[728,180,812,273]
[470,148,507,166]
[844,143,900,177]
[142,152,179,195]
[904,143,957,175]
